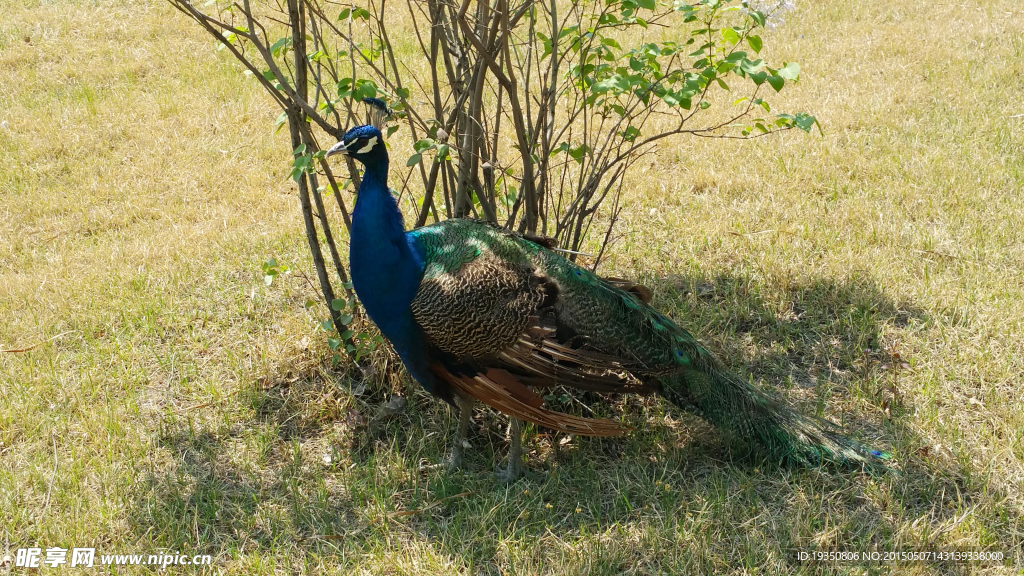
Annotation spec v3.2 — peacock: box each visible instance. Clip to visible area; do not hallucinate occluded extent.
[325,101,890,481]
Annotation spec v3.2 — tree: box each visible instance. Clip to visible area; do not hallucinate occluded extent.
[169,0,816,358]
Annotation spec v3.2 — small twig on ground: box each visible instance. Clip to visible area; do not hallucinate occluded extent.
[1,331,74,353]
[900,245,978,264]
[182,389,242,412]
[38,232,61,245]
[728,229,776,237]
[728,229,802,239]
[377,491,474,522]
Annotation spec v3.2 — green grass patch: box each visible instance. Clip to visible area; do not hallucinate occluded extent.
[1,0,1021,573]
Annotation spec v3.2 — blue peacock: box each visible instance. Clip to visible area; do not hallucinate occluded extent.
[326,101,889,480]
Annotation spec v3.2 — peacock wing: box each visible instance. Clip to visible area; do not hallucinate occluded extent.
[408,223,657,435]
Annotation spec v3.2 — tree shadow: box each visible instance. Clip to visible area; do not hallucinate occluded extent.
[130,268,1017,573]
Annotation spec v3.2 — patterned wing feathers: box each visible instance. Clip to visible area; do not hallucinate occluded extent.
[412,256,550,358]
[497,336,655,394]
[431,363,628,436]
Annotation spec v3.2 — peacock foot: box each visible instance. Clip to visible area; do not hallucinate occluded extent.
[444,453,464,473]
[494,459,546,483]
[443,438,471,473]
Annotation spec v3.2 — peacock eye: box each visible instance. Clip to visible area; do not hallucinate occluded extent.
[354,135,378,154]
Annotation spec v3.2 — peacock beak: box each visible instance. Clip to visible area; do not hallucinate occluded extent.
[325,140,351,158]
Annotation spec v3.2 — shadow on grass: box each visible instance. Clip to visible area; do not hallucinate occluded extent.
[131,269,1017,573]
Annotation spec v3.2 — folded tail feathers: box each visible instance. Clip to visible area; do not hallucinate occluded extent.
[660,365,891,470]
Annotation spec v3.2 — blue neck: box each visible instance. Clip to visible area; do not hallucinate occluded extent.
[349,158,423,331]
[349,156,444,398]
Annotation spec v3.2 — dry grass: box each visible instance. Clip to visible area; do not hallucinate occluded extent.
[1,0,1022,574]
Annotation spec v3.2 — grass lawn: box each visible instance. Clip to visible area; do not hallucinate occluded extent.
[1,0,1022,573]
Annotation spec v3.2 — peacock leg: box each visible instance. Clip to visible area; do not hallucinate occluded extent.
[444,395,473,472]
[495,418,545,482]
[494,418,525,482]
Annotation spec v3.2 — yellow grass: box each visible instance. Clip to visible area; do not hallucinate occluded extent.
[1,0,1022,573]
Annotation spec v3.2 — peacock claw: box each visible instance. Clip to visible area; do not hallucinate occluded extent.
[494,460,546,483]
[420,452,465,474]
[444,451,465,473]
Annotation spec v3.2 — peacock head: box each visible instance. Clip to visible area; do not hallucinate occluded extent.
[325,124,387,168]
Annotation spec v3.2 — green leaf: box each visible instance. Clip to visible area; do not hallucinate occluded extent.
[721,28,740,45]
[274,111,288,132]
[592,74,631,94]
[339,313,354,325]
[601,37,622,50]
[406,153,422,167]
[352,80,377,100]
[793,112,818,132]
[635,0,655,10]
[320,320,334,332]
[269,37,290,58]
[747,35,762,53]
[336,78,353,98]
[724,51,747,63]
[778,62,801,81]
[766,74,784,92]
[331,298,346,311]
[303,299,317,309]
[568,144,590,163]
[740,58,765,75]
